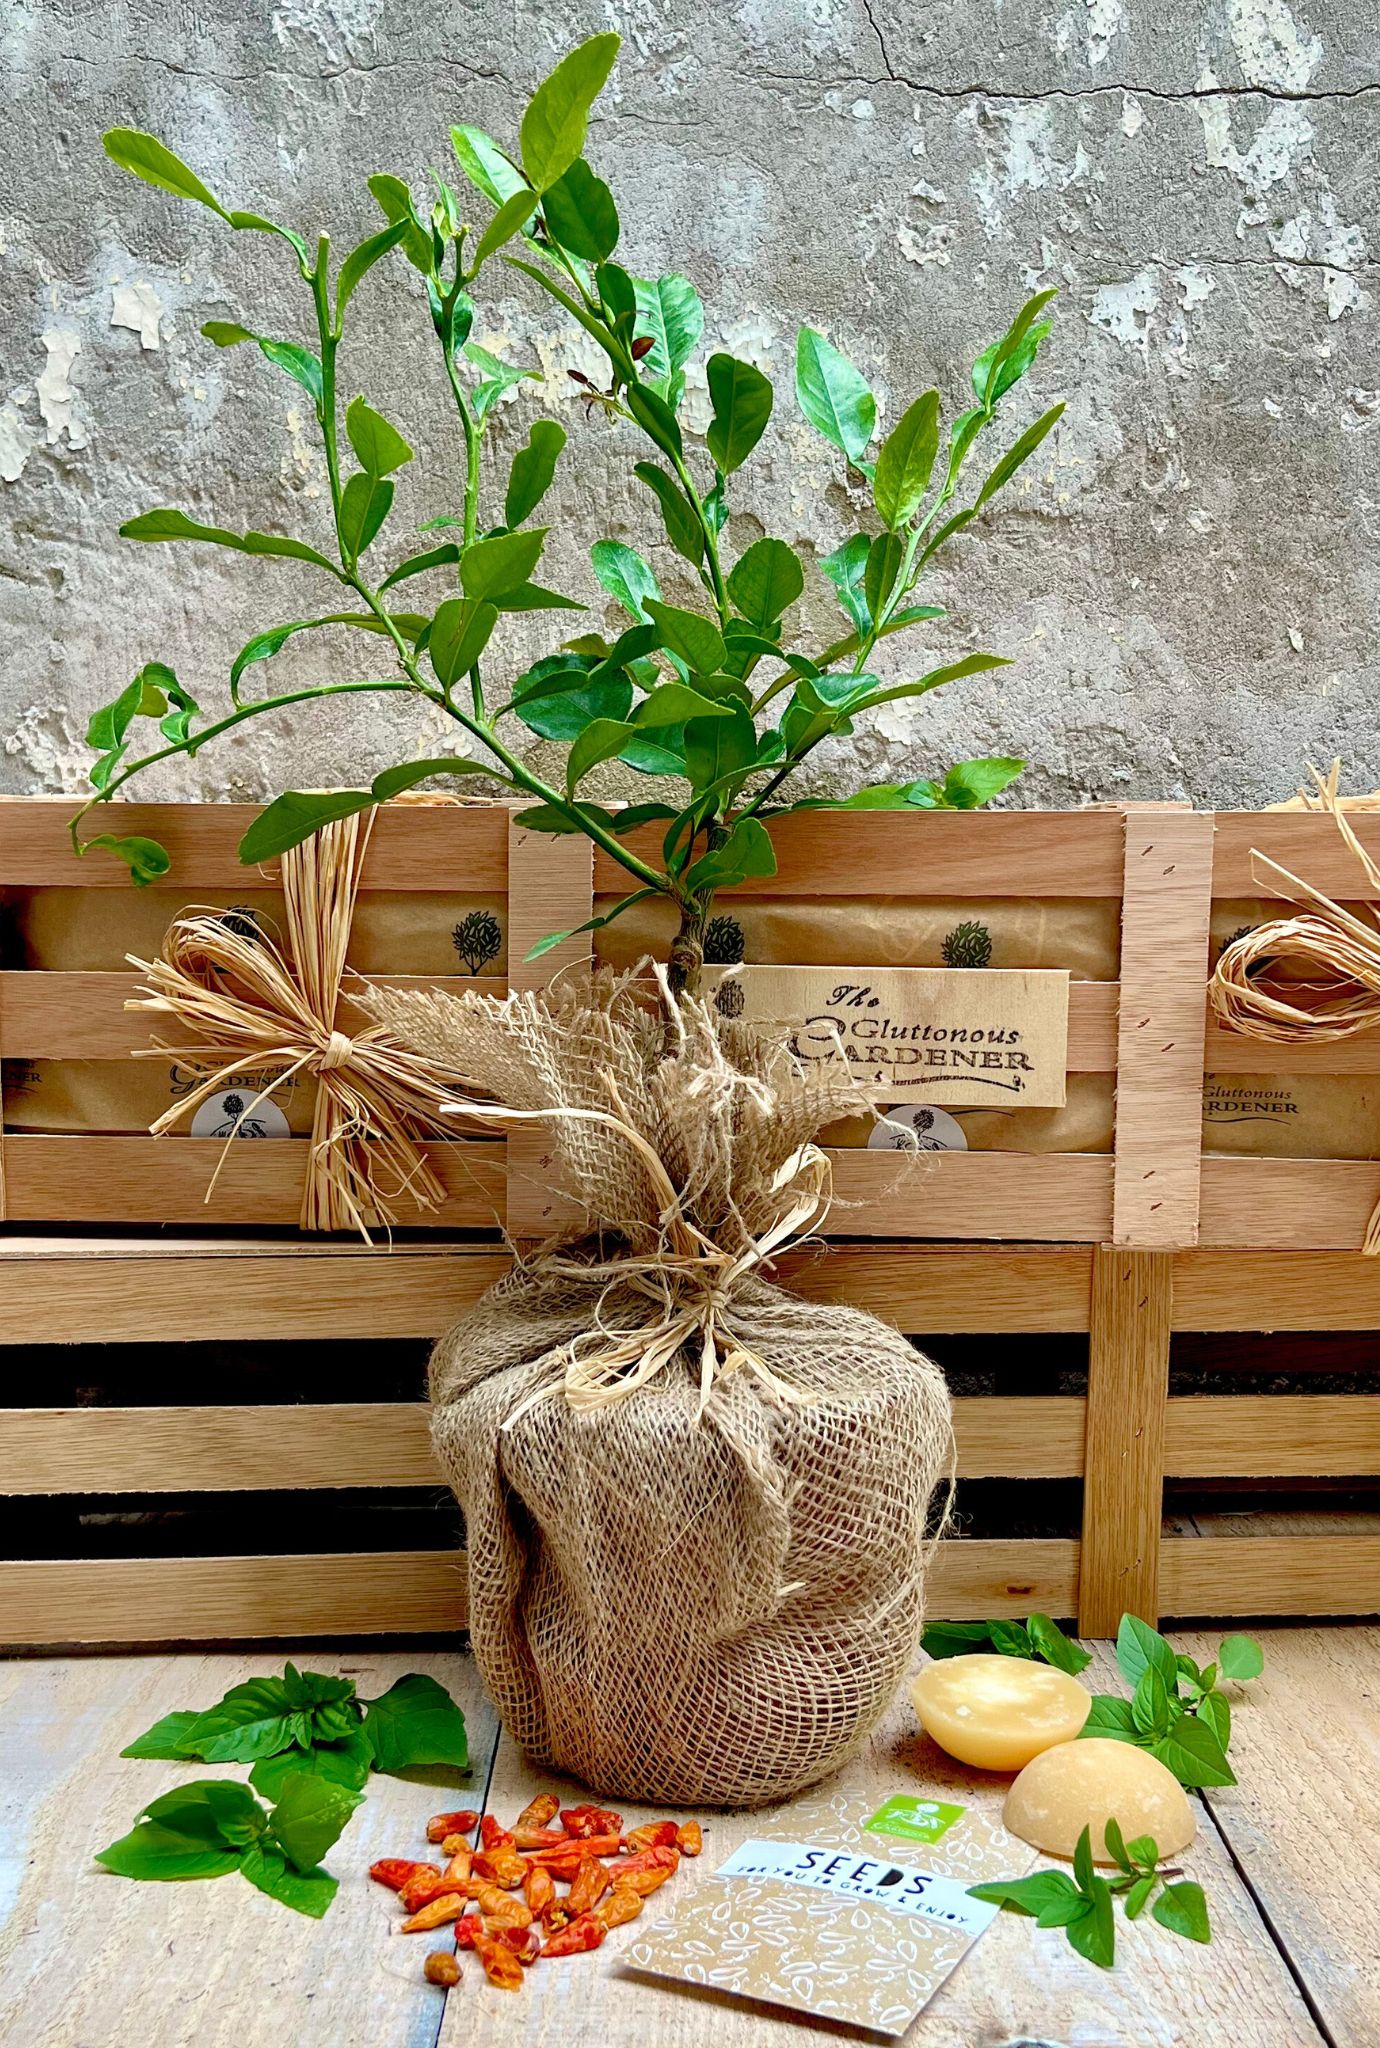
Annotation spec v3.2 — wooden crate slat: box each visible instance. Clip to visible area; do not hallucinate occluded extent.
[775,1244,1094,1330]
[1079,1249,1173,1634]
[0,1135,507,1227]
[0,971,504,1059]
[1173,1249,1380,1329]
[1165,1395,1380,1477]
[1160,1535,1380,1617]
[1212,810,1380,899]
[1204,1012,1380,1074]
[0,1537,1078,1646]
[1112,812,1215,1248]
[1199,1158,1380,1250]
[0,798,509,890]
[0,1392,1087,1496]
[595,809,1128,896]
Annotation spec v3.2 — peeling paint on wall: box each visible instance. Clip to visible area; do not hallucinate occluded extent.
[111,279,165,350]
[36,328,87,450]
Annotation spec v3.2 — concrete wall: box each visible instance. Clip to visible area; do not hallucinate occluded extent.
[3,0,1376,810]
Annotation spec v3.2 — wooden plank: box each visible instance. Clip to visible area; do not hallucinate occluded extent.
[1206,1008,1380,1073]
[0,1393,1085,1496]
[506,1146,1116,1241]
[1213,808,1380,897]
[503,819,595,1232]
[1199,1157,1380,1250]
[928,1538,1080,1618]
[1112,811,1215,1247]
[775,1244,1095,1329]
[1174,1248,1380,1328]
[449,1639,1323,2048]
[1079,1248,1173,1634]
[0,1242,508,1343]
[1189,1624,1380,2048]
[0,1550,469,1646]
[0,1647,499,2048]
[0,794,510,890]
[595,807,1129,896]
[0,1133,508,1226]
[1165,1395,1380,1476]
[1160,1534,1380,1616]
[0,969,504,1058]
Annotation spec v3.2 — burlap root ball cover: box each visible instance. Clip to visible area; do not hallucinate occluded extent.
[366,969,953,1808]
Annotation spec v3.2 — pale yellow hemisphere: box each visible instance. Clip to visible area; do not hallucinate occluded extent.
[910,1654,1092,1772]
[1005,1736,1197,1862]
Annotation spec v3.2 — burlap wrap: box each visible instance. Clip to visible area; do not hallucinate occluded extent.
[364,968,953,1807]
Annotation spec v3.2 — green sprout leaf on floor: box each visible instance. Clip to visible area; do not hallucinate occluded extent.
[968,1820,1211,1970]
[121,1663,469,1794]
[95,1773,362,1918]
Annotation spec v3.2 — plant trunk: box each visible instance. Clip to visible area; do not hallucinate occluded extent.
[667,898,708,1000]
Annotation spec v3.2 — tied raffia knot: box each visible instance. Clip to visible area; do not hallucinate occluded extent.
[126,809,462,1239]
[1210,761,1380,1254]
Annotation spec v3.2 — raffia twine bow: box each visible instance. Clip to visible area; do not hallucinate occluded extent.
[1210,761,1380,1254]
[126,809,462,1239]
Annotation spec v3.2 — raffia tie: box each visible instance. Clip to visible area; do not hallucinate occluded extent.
[126,810,460,1239]
[434,1070,836,1425]
[1210,761,1380,1254]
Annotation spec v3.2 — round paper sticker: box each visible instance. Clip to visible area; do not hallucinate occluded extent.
[190,1088,290,1139]
[868,1103,968,1152]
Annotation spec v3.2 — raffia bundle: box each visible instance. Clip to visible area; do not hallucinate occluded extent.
[362,967,954,1807]
[126,810,463,1236]
[1210,763,1380,1253]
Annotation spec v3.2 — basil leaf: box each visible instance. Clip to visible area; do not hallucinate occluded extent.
[986,1619,1033,1659]
[361,1674,470,1774]
[1073,1824,1097,1896]
[94,1820,243,1883]
[120,1710,200,1761]
[267,1773,364,1873]
[1116,1614,1180,1695]
[1065,1878,1116,1968]
[1196,1689,1232,1753]
[240,1841,339,1919]
[968,1870,1082,1921]
[1151,1714,1237,1789]
[1218,1633,1264,1682]
[249,1731,374,1803]
[1027,1614,1092,1675]
[1152,1880,1211,1945]
[1132,1666,1171,1739]
[1080,1694,1139,1741]
[1123,1873,1157,1920]
[1101,1817,1131,1873]
[920,1622,996,1660]
[142,1780,267,1845]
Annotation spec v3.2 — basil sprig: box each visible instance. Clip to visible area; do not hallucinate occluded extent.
[1079,1617,1264,1788]
[969,1820,1211,1969]
[122,1662,469,1794]
[921,1612,1091,1675]
[95,1773,362,1918]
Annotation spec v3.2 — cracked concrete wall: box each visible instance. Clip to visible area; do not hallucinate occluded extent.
[2,0,1377,810]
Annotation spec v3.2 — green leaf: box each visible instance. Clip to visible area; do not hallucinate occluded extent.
[1123,1873,1157,1920]
[158,673,200,747]
[450,126,528,208]
[592,538,660,621]
[1080,1694,1139,1740]
[267,1772,363,1873]
[1196,1690,1232,1752]
[1132,1666,1170,1738]
[473,187,540,267]
[1073,1824,1097,1896]
[120,1710,201,1760]
[462,527,547,600]
[94,1820,243,1883]
[85,663,173,791]
[627,381,683,461]
[366,173,433,272]
[644,600,725,676]
[705,352,773,473]
[972,321,1051,409]
[795,326,875,463]
[371,757,496,799]
[566,717,638,792]
[968,1870,1084,1922]
[520,32,621,191]
[635,683,730,726]
[1116,1615,1180,1696]
[820,534,872,636]
[543,157,619,261]
[726,538,803,628]
[119,508,340,577]
[361,1673,470,1774]
[1102,1817,1132,1873]
[79,833,171,887]
[179,1677,299,1763]
[1027,1614,1092,1675]
[513,657,631,740]
[505,418,566,528]
[685,816,777,893]
[239,790,377,865]
[596,259,636,337]
[975,288,1058,405]
[1218,1633,1264,1682]
[1125,1834,1159,1871]
[1151,1714,1236,1789]
[620,724,687,775]
[492,579,584,614]
[1066,1878,1116,1968]
[103,128,230,217]
[863,530,903,623]
[228,615,397,701]
[336,218,410,317]
[524,886,660,962]
[142,1780,267,1845]
[248,1732,373,1802]
[346,396,412,477]
[200,320,256,347]
[1153,1880,1211,1945]
[683,704,759,800]
[632,275,703,402]
[379,541,460,591]
[463,342,539,424]
[873,388,940,528]
[855,656,1013,718]
[339,471,394,559]
[976,403,1065,510]
[255,339,324,406]
[982,1619,1032,1659]
[429,596,500,690]
[634,462,704,565]
[940,755,1025,807]
[240,1841,338,1918]
[921,1624,996,1662]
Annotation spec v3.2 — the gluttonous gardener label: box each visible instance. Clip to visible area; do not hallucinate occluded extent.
[714,1839,999,1939]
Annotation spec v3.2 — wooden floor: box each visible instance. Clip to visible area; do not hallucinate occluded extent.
[0,1628,1373,2048]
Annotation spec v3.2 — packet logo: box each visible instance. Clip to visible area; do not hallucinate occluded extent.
[864,1795,965,1845]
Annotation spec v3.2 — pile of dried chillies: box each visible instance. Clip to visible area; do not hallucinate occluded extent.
[370,1794,702,1992]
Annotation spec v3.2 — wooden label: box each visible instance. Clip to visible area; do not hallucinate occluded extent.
[704,965,1070,1107]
